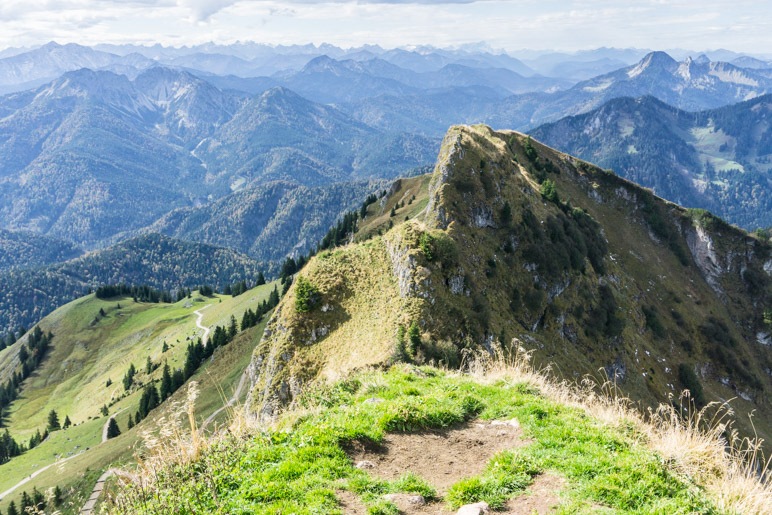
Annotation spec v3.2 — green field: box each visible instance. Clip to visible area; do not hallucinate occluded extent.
[0,282,277,513]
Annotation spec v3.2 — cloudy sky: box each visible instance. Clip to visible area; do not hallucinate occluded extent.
[0,0,769,54]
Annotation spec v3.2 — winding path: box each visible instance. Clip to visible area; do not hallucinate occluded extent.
[194,305,212,345]
[0,452,82,501]
[79,469,138,514]
[201,368,249,430]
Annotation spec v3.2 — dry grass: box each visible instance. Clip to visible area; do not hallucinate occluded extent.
[107,338,771,514]
[466,340,772,515]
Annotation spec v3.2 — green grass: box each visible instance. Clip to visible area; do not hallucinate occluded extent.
[0,283,276,514]
[110,366,718,514]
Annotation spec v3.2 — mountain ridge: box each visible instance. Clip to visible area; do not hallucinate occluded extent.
[245,125,772,448]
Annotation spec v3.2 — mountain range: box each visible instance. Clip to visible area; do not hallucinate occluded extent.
[0,67,436,249]
[0,42,770,338]
[531,94,772,229]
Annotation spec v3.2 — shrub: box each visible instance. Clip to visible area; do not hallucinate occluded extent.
[294,276,320,313]
[540,179,559,203]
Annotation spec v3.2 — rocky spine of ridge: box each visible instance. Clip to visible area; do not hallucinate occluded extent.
[246,125,772,442]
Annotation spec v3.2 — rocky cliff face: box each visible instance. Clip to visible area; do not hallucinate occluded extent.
[245,125,772,444]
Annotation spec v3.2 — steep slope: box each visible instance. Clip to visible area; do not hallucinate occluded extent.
[0,233,262,336]
[195,87,437,187]
[531,95,772,229]
[246,125,772,447]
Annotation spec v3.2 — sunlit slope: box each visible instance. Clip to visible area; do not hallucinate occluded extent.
[0,282,276,513]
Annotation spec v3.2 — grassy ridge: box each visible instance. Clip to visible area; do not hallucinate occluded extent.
[109,362,744,514]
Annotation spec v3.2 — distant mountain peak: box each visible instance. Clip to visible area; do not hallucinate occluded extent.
[627,51,677,78]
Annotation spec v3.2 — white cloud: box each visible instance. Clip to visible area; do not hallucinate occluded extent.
[0,0,768,55]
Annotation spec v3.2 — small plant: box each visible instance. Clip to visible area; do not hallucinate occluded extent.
[294,276,320,313]
[418,232,434,261]
[540,179,559,203]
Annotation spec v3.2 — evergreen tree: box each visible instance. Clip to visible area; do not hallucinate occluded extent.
[145,356,154,374]
[101,405,109,417]
[53,485,63,507]
[47,410,60,431]
[256,271,266,286]
[123,363,136,391]
[138,385,160,419]
[7,500,18,515]
[31,487,45,510]
[20,491,31,511]
[106,418,121,439]
[171,369,185,391]
[63,415,71,429]
[269,286,280,306]
[127,414,134,430]
[228,315,238,339]
[160,363,172,401]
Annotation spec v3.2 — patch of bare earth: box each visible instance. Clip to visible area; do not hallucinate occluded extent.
[338,420,567,514]
[502,473,565,514]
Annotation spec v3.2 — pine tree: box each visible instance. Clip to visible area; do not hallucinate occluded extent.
[228,315,238,339]
[256,271,266,286]
[145,356,154,374]
[31,487,45,510]
[101,405,109,417]
[123,363,136,391]
[63,415,71,429]
[127,414,134,430]
[53,485,63,506]
[47,410,60,431]
[7,500,18,515]
[160,363,172,401]
[162,341,169,353]
[106,418,121,439]
[20,491,31,510]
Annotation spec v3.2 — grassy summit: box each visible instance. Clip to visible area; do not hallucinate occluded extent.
[109,356,769,513]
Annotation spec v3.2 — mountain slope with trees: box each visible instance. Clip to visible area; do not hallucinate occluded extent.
[530,94,772,229]
[0,233,262,337]
[0,69,437,248]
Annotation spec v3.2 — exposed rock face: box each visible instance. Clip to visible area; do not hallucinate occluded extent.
[685,224,724,293]
[425,131,463,230]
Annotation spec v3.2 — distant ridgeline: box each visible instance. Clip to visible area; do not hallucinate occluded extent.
[0,233,265,341]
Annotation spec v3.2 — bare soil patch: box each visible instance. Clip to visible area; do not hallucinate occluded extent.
[503,473,565,514]
[345,420,526,494]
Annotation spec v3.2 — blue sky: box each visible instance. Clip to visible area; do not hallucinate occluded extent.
[0,0,769,55]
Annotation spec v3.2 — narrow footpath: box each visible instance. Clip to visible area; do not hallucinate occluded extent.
[80,304,213,513]
[201,368,249,430]
[194,304,212,345]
